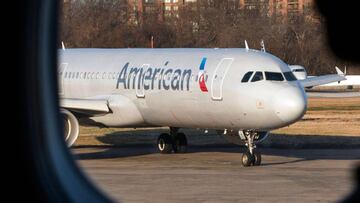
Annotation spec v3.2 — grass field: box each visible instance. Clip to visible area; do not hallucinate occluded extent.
[273,97,360,136]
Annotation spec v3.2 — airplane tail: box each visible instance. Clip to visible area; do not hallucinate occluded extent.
[335,66,345,75]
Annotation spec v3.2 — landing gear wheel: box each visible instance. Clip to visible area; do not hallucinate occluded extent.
[241,151,253,167]
[157,133,173,154]
[174,133,188,153]
[240,131,264,167]
[252,150,261,166]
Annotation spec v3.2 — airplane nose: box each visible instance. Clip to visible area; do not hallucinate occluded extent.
[273,86,307,124]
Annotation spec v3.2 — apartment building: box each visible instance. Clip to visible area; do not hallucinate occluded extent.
[127,0,314,23]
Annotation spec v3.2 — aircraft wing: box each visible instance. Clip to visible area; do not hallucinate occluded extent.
[60,98,110,115]
[299,74,346,88]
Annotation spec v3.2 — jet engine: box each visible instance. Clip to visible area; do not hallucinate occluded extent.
[220,130,269,145]
[61,109,79,147]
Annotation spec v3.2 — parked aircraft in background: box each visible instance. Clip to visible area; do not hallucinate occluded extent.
[318,67,360,89]
[59,45,346,167]
[288,65,307,80]
[288,65,347,88]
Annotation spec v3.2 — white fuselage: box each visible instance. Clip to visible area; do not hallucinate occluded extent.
[59,48,307,131]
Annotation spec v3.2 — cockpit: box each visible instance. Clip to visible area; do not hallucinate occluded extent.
[241,71,297,83]
[292,68,305,72]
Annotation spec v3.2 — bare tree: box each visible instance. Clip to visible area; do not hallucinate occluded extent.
[59,0,353,74]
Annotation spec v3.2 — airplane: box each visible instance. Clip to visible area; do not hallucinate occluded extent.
[288,65,307,80]
[316,67,360,89]
[58,46,338,167]
[288,65,348,88]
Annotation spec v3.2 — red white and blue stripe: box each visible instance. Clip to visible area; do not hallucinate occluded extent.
[198,57,208,92]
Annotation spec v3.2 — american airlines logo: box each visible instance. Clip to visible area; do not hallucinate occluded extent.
[198,58,208,92]
[116,58,208,92]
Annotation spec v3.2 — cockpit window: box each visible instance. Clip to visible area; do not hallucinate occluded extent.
[284,71,297,81]
[293,69,305,72]
[251,71,264,82]
[241,71,254,83]
[265,72,284,81]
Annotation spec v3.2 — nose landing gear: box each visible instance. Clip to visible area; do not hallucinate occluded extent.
[157,127,188,154]
[241,131,262,167]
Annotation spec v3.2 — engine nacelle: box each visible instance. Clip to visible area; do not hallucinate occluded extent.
[220,130,269,145]
[61,109,79,147]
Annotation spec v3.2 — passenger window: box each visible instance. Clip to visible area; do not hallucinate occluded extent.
[265,72,284,81]
[251,71,264,82]
[241,71,254,82]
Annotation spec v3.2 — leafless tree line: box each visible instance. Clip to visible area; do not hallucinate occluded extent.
[60,0,359,75]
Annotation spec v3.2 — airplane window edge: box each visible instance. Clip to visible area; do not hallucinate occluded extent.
[26,1,113,202]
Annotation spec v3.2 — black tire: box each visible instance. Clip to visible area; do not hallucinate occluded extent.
[174,133,188,153]
[241,150,253,167]
[157,133,173,154]
[252,149,261,166]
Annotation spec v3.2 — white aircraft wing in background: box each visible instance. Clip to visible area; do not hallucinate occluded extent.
[335,66,345,75]
[60,98,110,115]
[299,74,346,88]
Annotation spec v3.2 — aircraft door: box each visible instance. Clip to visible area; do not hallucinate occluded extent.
[211,58,234,101]
[58,63,68,95]
[136,64,150,98]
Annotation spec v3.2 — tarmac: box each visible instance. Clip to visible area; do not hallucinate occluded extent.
[73,145,360,203]
[71,91,360,202]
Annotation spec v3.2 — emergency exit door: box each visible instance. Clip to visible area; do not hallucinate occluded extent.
[58,63,68,95]
[211,58,234,101]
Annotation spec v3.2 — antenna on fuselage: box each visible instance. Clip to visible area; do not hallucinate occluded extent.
[244,40,249,51]
[260,40,266,52]
[61,41,66,51]
[150,36,154,48]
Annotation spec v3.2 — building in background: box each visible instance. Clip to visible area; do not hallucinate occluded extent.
[130,0,315,21]
[239,0,315,19]
[65,0,315,19]
[124,0,190,23]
